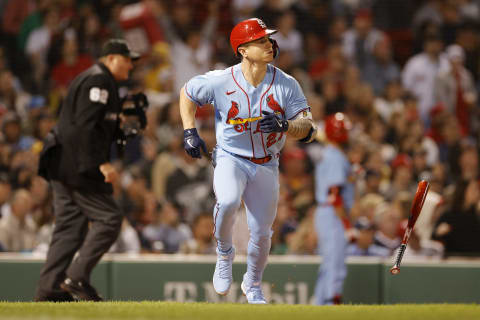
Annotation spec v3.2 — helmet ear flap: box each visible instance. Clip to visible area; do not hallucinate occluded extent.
[269,38,279,58]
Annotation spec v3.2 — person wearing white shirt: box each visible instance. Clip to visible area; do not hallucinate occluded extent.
[402,34,447,124]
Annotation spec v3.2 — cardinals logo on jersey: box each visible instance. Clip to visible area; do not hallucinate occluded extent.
[266,94,285,116]
[226,101,240,124]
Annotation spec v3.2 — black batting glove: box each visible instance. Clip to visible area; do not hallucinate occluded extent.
[183,128,207,159]
[259,111,289,133]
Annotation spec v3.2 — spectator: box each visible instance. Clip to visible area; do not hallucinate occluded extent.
[180,213,215,254]
[347,217,391,257]
[402,34,447,123]
[109,219,141,254]
[0,189,36,252]
[361,37,400,96]
[50,30,94,97]
[434,44,476,136]
[432,178,480,257]
[142,201,191,253]
[373,202,402,254]
[342,9,385,69]
[272,10,303,65]
[373,80,404,124]
[157,0,218,93]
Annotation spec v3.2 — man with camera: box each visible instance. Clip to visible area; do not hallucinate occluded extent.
[35,39,141,302]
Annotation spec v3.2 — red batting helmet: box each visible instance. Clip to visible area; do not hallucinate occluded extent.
[230,18,277,56]
[325,112,352,144]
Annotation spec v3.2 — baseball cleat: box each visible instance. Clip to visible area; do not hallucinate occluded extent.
[241,275,267,304]
[213,247,235,295]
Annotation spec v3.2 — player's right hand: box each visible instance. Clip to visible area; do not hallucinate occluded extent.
[183,128,207,159]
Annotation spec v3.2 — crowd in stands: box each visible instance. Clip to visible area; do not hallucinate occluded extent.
[1,0,480,259]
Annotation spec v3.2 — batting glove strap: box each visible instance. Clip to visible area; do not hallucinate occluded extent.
[259,111,289,133]
[183,128,207,159]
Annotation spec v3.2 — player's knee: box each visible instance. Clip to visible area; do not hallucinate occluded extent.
[217,197,242,215]
[102,215,123,234]
[250,229,273,244]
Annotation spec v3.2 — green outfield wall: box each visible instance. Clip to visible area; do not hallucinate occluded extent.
[1,254,479,304]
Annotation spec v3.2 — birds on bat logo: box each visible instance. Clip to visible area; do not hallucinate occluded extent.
[266,94,285,116]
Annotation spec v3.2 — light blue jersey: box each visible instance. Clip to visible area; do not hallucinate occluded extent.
[313,144,354,305]
[185,63,309,163]
[314,145,354,210]
[185,62,310,297]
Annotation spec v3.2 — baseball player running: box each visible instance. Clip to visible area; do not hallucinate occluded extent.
[179,18,316,304]
[312,113,353,305]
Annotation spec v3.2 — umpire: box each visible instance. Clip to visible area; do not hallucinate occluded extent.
[35,39,140,302]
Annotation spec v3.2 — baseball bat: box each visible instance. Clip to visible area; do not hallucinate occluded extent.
[390,180,430,275]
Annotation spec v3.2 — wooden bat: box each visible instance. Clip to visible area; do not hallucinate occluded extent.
[390,180,430,275]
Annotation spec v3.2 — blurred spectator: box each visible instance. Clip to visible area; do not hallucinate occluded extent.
[384,154,415,201]
[165,136,214,223]
[361,36,400,96]
[0,189,36,252]
[287,211,316,255]
[1,112,35,151]
[279,143,314,217]
[232,0,262,24]
[0,172,12,212]
[271,195,297,255]
[402,34,447,123]
[0,70,31,121]
[398,220,443,260]
[142,201,191,253]
[25,7,62,93]
[346,217,391,257]
[180,212,215,254]
[118,0,164,54]
[253,0,286,27]
[432,178,480,256]
[272,10,303,66]
[142,42,173,93]
[109,219,141,254]
[434,44,476,136]
[373,80,404,123]
[373,202,402,254]
[50,30,94,97]
[157,0,218,93]
[342,9,385,70]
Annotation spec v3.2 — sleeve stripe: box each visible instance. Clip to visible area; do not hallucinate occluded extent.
[184,83,202,107]
[288,107,311,120]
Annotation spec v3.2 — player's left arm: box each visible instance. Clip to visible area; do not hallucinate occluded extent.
[285,77,317,142]
[286,109,317,142]
[260,77,317,142]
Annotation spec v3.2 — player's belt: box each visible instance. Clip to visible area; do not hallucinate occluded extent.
[239,154,272,164]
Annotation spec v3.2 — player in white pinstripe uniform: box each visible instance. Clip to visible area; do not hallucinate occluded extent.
[179,18,317,304]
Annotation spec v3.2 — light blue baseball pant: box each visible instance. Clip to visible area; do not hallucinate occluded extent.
[314,205,347,305]
[213,147,279,286]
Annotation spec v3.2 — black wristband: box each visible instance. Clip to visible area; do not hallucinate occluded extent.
[299,125,315,143]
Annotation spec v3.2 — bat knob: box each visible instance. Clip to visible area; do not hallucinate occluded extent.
[390,267,400,275]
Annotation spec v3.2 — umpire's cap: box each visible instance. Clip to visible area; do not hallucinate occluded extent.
[100,39,140,61]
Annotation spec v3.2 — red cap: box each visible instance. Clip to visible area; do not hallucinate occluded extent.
[325,112,352,144]
[230,18,277,56]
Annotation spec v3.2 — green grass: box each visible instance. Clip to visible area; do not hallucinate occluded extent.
[0,302,478,320]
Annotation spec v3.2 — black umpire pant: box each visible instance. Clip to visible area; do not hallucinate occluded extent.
[35,180,122,299]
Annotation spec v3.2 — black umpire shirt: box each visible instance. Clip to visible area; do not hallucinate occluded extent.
[54,63,122,194]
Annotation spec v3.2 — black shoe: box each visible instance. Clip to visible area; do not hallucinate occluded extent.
[60,278,103,302]
[35,290,75,302]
